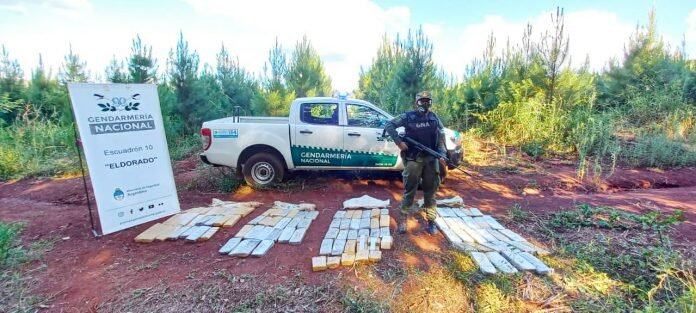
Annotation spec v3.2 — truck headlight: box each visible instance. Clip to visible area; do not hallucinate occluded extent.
[450,131,462,146]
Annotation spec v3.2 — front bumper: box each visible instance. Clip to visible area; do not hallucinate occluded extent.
[446,147,463,169]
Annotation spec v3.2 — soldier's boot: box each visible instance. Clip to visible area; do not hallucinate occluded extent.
[423,206,438,235]
[397,214,407,234]
[427,220,437,235]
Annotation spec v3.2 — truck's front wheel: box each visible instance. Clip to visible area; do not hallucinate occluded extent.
[242,153,285,188]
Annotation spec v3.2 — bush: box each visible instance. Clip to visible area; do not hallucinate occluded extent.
[521,140,547,159]
[168,135,201,160]
[0,118,77,179]
[0,146,21,179]
[569,109,620,179]
[622,132,696,168]
[0,222,22,267]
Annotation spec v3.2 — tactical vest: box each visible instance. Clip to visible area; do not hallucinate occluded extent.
[404,111,440,159]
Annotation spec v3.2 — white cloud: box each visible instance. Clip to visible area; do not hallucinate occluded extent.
[433,10,635,78]
[42,0,89,11]
[0,3,26,14]
[441,15,523,75]
[182,0,411,91]
[686,9,696,57]
[563,10,635,69]
[0,2,686,93]
[422,23,443,39]
[0,0,91,16]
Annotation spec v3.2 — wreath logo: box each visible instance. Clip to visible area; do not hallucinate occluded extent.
[94,93,141,112]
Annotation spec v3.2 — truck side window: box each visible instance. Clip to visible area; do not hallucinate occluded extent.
[346,104,388,128]
[300,103,339,125]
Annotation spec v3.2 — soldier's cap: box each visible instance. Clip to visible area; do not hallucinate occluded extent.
[415,91,432,101]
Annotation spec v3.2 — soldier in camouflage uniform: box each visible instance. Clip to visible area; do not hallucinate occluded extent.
[384,91,447,235]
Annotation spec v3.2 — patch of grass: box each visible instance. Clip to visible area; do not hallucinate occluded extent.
[185,166,241,193]
[168,134,201,160]
[557,238,695,311]
[99,272,344,312]
[506,203,532,223]
[0,120,198,181]
[521,140,547,159]
[0,119,78,180]
[572,110,621,180]
[0,222,23,266]
[483,165,522,175]
[547,203,684,245]
[549,238,696,312]
[448,250,479,282]
[0,221,56,312]
[131,258,164,272]
[536,204,695,311]
[373,261,408,283]
[475,281,523,313]
[392,266,470,312]
[547,204,683,231]
[621,129,696,169]
[342,288,388,313]
[610,105,696,170]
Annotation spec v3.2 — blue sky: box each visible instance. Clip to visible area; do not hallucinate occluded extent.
[1,0,694,91]
[378,0,693,36]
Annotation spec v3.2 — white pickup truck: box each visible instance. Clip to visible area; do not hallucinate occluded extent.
[199,96,463,187]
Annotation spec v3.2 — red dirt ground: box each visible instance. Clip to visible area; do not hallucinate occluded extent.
[1,160,694,311]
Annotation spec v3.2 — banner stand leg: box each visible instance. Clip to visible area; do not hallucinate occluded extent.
[72,122,102,238]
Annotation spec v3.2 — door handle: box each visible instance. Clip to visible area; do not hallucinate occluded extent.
[300,130,313,134]
[348,132,361,137]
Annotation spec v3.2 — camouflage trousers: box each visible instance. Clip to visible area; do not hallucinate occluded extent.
[399,156,440,221]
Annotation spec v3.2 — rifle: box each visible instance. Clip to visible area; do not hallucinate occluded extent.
[399,135,474,177]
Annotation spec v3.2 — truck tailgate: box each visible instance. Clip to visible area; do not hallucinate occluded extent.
[201,121,292,169]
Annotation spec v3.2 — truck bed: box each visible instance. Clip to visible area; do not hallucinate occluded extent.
[207,116,289,125]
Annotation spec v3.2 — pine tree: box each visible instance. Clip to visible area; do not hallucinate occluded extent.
[128,35,158,83]
[0,45,25,122]
[168,32,198,130]
[167,32,222,133]
[537,7,569,105]
[59,45,89,85]
[461,33,503,113]
[105,56,128,83]
[285,36,332,98]
[0,45,25,101]
[216,44,258,115]
[267,38,287,91]
[26,55,64,120]
[357,35,402,111]
[597,9,693,116]
[395,27,438,110]
[253,39,295,116]
[358,28,440,115]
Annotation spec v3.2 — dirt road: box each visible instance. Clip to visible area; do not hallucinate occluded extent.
[1,160,694,311]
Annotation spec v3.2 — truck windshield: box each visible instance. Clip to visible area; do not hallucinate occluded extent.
[346,104,389,128]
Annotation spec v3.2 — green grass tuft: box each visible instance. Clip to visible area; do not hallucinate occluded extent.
[342,288,388,313]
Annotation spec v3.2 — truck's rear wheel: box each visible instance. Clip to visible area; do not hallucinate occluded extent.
[242,153,285,188]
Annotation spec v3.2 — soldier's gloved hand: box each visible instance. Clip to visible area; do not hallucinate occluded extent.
[397,142,408,151]
[438,158,447,169]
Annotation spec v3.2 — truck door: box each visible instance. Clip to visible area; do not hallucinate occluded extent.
[342,103,400,168]
[291,102,345,168]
